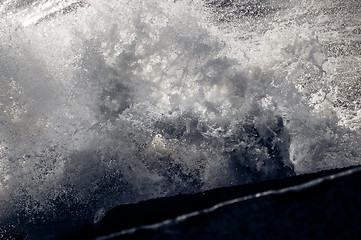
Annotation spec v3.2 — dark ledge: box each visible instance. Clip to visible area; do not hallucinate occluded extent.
[67,164,361,240]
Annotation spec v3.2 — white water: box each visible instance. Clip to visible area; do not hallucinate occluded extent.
[0,0,360,231]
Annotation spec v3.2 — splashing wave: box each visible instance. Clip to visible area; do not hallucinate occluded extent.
[0,0,360,232]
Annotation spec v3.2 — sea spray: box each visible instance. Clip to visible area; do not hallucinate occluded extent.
[0,0,359,236]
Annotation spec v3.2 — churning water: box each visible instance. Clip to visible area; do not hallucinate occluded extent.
[0,0,360,235]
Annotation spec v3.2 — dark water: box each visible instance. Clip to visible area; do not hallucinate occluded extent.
[0,0,360,239]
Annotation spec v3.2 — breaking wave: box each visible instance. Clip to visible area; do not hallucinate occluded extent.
[0,0,360,234]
